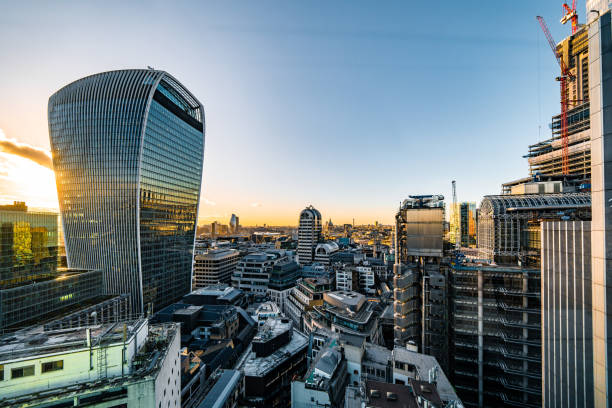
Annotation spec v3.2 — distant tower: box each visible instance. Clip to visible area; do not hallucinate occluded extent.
[229,214,238,234]
[297,206,322,266]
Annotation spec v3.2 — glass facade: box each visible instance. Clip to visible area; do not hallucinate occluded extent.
[48,69,205,313]
[0,203,59,287]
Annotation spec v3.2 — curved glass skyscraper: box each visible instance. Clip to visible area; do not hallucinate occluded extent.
[48,69,205,313]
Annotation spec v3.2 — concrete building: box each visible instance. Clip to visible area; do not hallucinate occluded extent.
[297,206,322,266]
[183,284,246,308]
[285,277,333,330]
[0,320,180,407]
[291,340,349,408]
[48,69,205,313]
[314,241,339,265]
[239,317,308,407]
[267,259,300,313]
[304,291,381,343]
[231,250,288,296]
[541,221,593,407]
[193,248,240,288]
[336,267,354,291]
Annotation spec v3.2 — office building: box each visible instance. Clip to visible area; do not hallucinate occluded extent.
[297,206,322,265]
[267,259,300,312]
[304,291,381,343]
[585,6,612,405]
[393,195,448,371]
[229,214,239,234]
[541,220,593,407]
[48,69,205,313]
[285,277,333,330]
[0,268,103,330]
[182,284,246,308]
[193,248,240,288]
[239,317,308,407]
[231,250,288,296]
[477,193,590,265]
[449,202,477,247]
[0,201,59,286]
[450,262,541,408]
[0,320,180,407]
[291,340,349,408]
[314,241,339,265]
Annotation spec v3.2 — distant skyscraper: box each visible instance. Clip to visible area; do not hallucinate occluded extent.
[229,214,238,234]
[297,206,321,265]
[48,69,205,313]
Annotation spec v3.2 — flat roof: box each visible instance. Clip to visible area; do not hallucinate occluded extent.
[0,320,147,362]
[242,328,308,377]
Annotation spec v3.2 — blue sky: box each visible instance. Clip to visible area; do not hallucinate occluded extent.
[0,1,578,224]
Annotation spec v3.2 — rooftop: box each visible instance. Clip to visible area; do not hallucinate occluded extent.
[392,346,459,403]
[0,319,147,362]
[242,327,308,377]
[197,369,242,408]
[194,248,239,260]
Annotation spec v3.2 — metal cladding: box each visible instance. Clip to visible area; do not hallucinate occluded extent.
[477,193,591,263]
[48,69,205,314]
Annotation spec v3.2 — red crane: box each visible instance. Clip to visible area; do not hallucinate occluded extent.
[537,15,575,176]
[562,1,579,34]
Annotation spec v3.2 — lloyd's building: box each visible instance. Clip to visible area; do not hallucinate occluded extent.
[48,69,205,314]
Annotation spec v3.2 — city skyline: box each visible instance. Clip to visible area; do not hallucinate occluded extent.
[0,1,573,225]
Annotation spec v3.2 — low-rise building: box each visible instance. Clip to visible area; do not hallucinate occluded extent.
[0,320,180,408]
[285,277,333,330]
[239,317,309,408]
[193,248,241,288]
[305,291,381,343]
[232,251,288,297]
[197,369,243,408]
[314,242,340,265]
[267,259,300,313]
[291,340,349,408]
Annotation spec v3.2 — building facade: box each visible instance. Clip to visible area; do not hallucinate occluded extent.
[297,206,322,266]
[541,221,593,407]
[48,69,205,313]
[193,248,240,288]
[267,259,300,313]
[0,320,180,408]
[231,251,288,296]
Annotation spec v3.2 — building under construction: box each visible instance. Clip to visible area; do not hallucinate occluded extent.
[393,195,449,371]
[526,22,590,179]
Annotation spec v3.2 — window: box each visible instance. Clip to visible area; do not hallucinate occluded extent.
[11,365,35,379]
[0,365,3,381]
[42,360,64,373]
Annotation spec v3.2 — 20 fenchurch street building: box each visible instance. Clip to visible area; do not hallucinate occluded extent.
[48,69,205,314]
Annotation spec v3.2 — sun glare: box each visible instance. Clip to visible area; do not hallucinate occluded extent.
[0,152,58,210]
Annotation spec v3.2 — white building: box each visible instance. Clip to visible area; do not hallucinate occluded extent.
[355,264,376,294]
[193,248,241,288]
[336,268,353,291]
[314,242,339,265]
[297,206,322,265]
[0,320,180,407]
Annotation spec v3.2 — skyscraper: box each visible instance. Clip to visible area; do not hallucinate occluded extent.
[297,205,321,265]
[48,69,205,314]
[229,213,238,234]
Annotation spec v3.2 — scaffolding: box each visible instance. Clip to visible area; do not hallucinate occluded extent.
[526,26,590,179]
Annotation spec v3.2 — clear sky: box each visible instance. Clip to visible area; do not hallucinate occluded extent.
[0,1,580,225]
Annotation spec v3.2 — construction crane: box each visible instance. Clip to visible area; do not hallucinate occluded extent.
[451,180,459,249]
[561,0,578,34]
[537,14,576,176]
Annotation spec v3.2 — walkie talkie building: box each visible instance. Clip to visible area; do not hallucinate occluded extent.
[48,69,205,314]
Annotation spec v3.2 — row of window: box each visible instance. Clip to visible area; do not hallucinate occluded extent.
[0,360,63,381]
